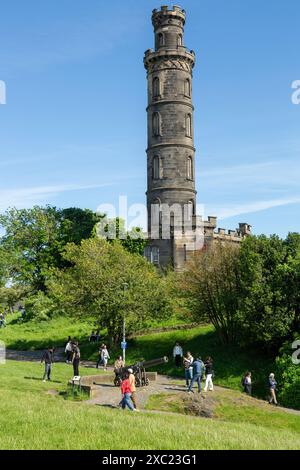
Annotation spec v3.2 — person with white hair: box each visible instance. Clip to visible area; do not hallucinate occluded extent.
[268,373,278,405]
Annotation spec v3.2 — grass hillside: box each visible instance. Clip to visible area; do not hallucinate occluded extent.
[0,361,299,450]
[0,314,274,399]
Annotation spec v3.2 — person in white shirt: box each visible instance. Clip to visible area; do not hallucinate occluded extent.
[65,338,73,363]
[173,342,183,367]
[101,345,110,371]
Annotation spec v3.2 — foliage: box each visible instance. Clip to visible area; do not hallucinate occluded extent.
[0,285,28,312]
[95,217,147,255]
[180,234,300,349]
[179,242,242,344]
[275,336,300,410]
[0,206,101,293]
[48,238,171,344]
[25,291,57,321]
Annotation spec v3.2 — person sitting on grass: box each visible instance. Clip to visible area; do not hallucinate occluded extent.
[120,372,136,411]
[268,373,278,406]
[41,347,54,382]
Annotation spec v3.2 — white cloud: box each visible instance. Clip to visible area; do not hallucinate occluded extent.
[0,183,110,211]
[206,197,300,220]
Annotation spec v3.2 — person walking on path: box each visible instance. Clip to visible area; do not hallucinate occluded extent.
[173,342,183,368]
[188,357,205,393]
[268,373,278,405]
[183,352,194,388]
[128,368,138,410]
[242,372,252,395]
[120,372,135,411]
[96,344,105,369]
[65,337,73,363]
[72,342,81,377]
[100,344,110,371]
[204,356,214,392]
[41,347,54,382]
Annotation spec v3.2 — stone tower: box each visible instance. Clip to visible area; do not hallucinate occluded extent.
[144,5,197,268]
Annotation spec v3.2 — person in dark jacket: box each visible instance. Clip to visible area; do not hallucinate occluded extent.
[188,357,204,393]
[41,347,54,382]
[268,373,278,405]
[204,356,214,392]
[71,342,81,377]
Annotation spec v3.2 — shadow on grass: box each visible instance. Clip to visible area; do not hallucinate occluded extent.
[24,376,63,384]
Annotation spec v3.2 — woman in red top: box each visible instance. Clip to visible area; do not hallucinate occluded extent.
[120,372,135,411]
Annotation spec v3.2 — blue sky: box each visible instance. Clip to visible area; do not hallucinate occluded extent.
[0,0,299,237]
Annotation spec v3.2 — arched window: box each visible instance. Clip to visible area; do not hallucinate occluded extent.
[186,156,193,180]
[178,34,183,46]
[153,77,160,98]
[153,156,162,180]
[157,33,164,47]
[184,244,187,262]
[185,113,192,137]
[184,78,191,97]
[152,112,161,136]
[152,246,160,265]
[187,200,194,219]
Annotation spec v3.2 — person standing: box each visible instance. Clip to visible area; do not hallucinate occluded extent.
[65,337,73,363]
[204,356,214,392]
[128,368,138,410]
[41,347,54,382]
[72,342,80,377]
[101,344,110,371]
[173,342,183,368]
[188,357,204,393]
[183,352,194,388]
[120,372,135,411]
[242,372,252,395]
[268,373,278,405]
[96,344,104,369]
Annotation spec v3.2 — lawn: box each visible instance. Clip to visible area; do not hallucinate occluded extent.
[0,314,274,399]
[0,360,299,450]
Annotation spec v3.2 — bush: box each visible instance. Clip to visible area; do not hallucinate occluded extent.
[275,337,300,410]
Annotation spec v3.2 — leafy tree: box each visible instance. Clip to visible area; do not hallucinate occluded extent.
[275,336,300,409]
[239,235,297,349]
[48,238,170,344]
[0,206,101,292]
[95,217,147,256]
[180,242,242,344]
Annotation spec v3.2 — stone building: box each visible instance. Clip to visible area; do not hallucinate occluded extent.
[144,6,251,270]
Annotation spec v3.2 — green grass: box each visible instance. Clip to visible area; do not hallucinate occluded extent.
[0,360,300,450]
[0,315,274,399]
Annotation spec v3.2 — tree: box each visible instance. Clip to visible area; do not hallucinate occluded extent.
[239,235,296,349]
[48,238,170,344]
[180,242,242,344]
[0,206,101,292]
[95,217,147,256]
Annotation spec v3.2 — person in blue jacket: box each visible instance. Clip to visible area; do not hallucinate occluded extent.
[188,357,205,393]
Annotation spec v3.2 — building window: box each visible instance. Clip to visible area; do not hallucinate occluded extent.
[185,113,192,137]
[157,33,164,47]
[178,34,183,46]
[153,77,160,98]
[188,200,194,218]
[152,112,161,136]
[152,246,160,265]
[153,155,163,180]
[184,78,191,97]
[145,246,160,265]
[186,156,193,180]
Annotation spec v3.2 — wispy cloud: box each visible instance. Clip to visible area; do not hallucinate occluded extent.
[205,197,300,221]
[0,183,111,211]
